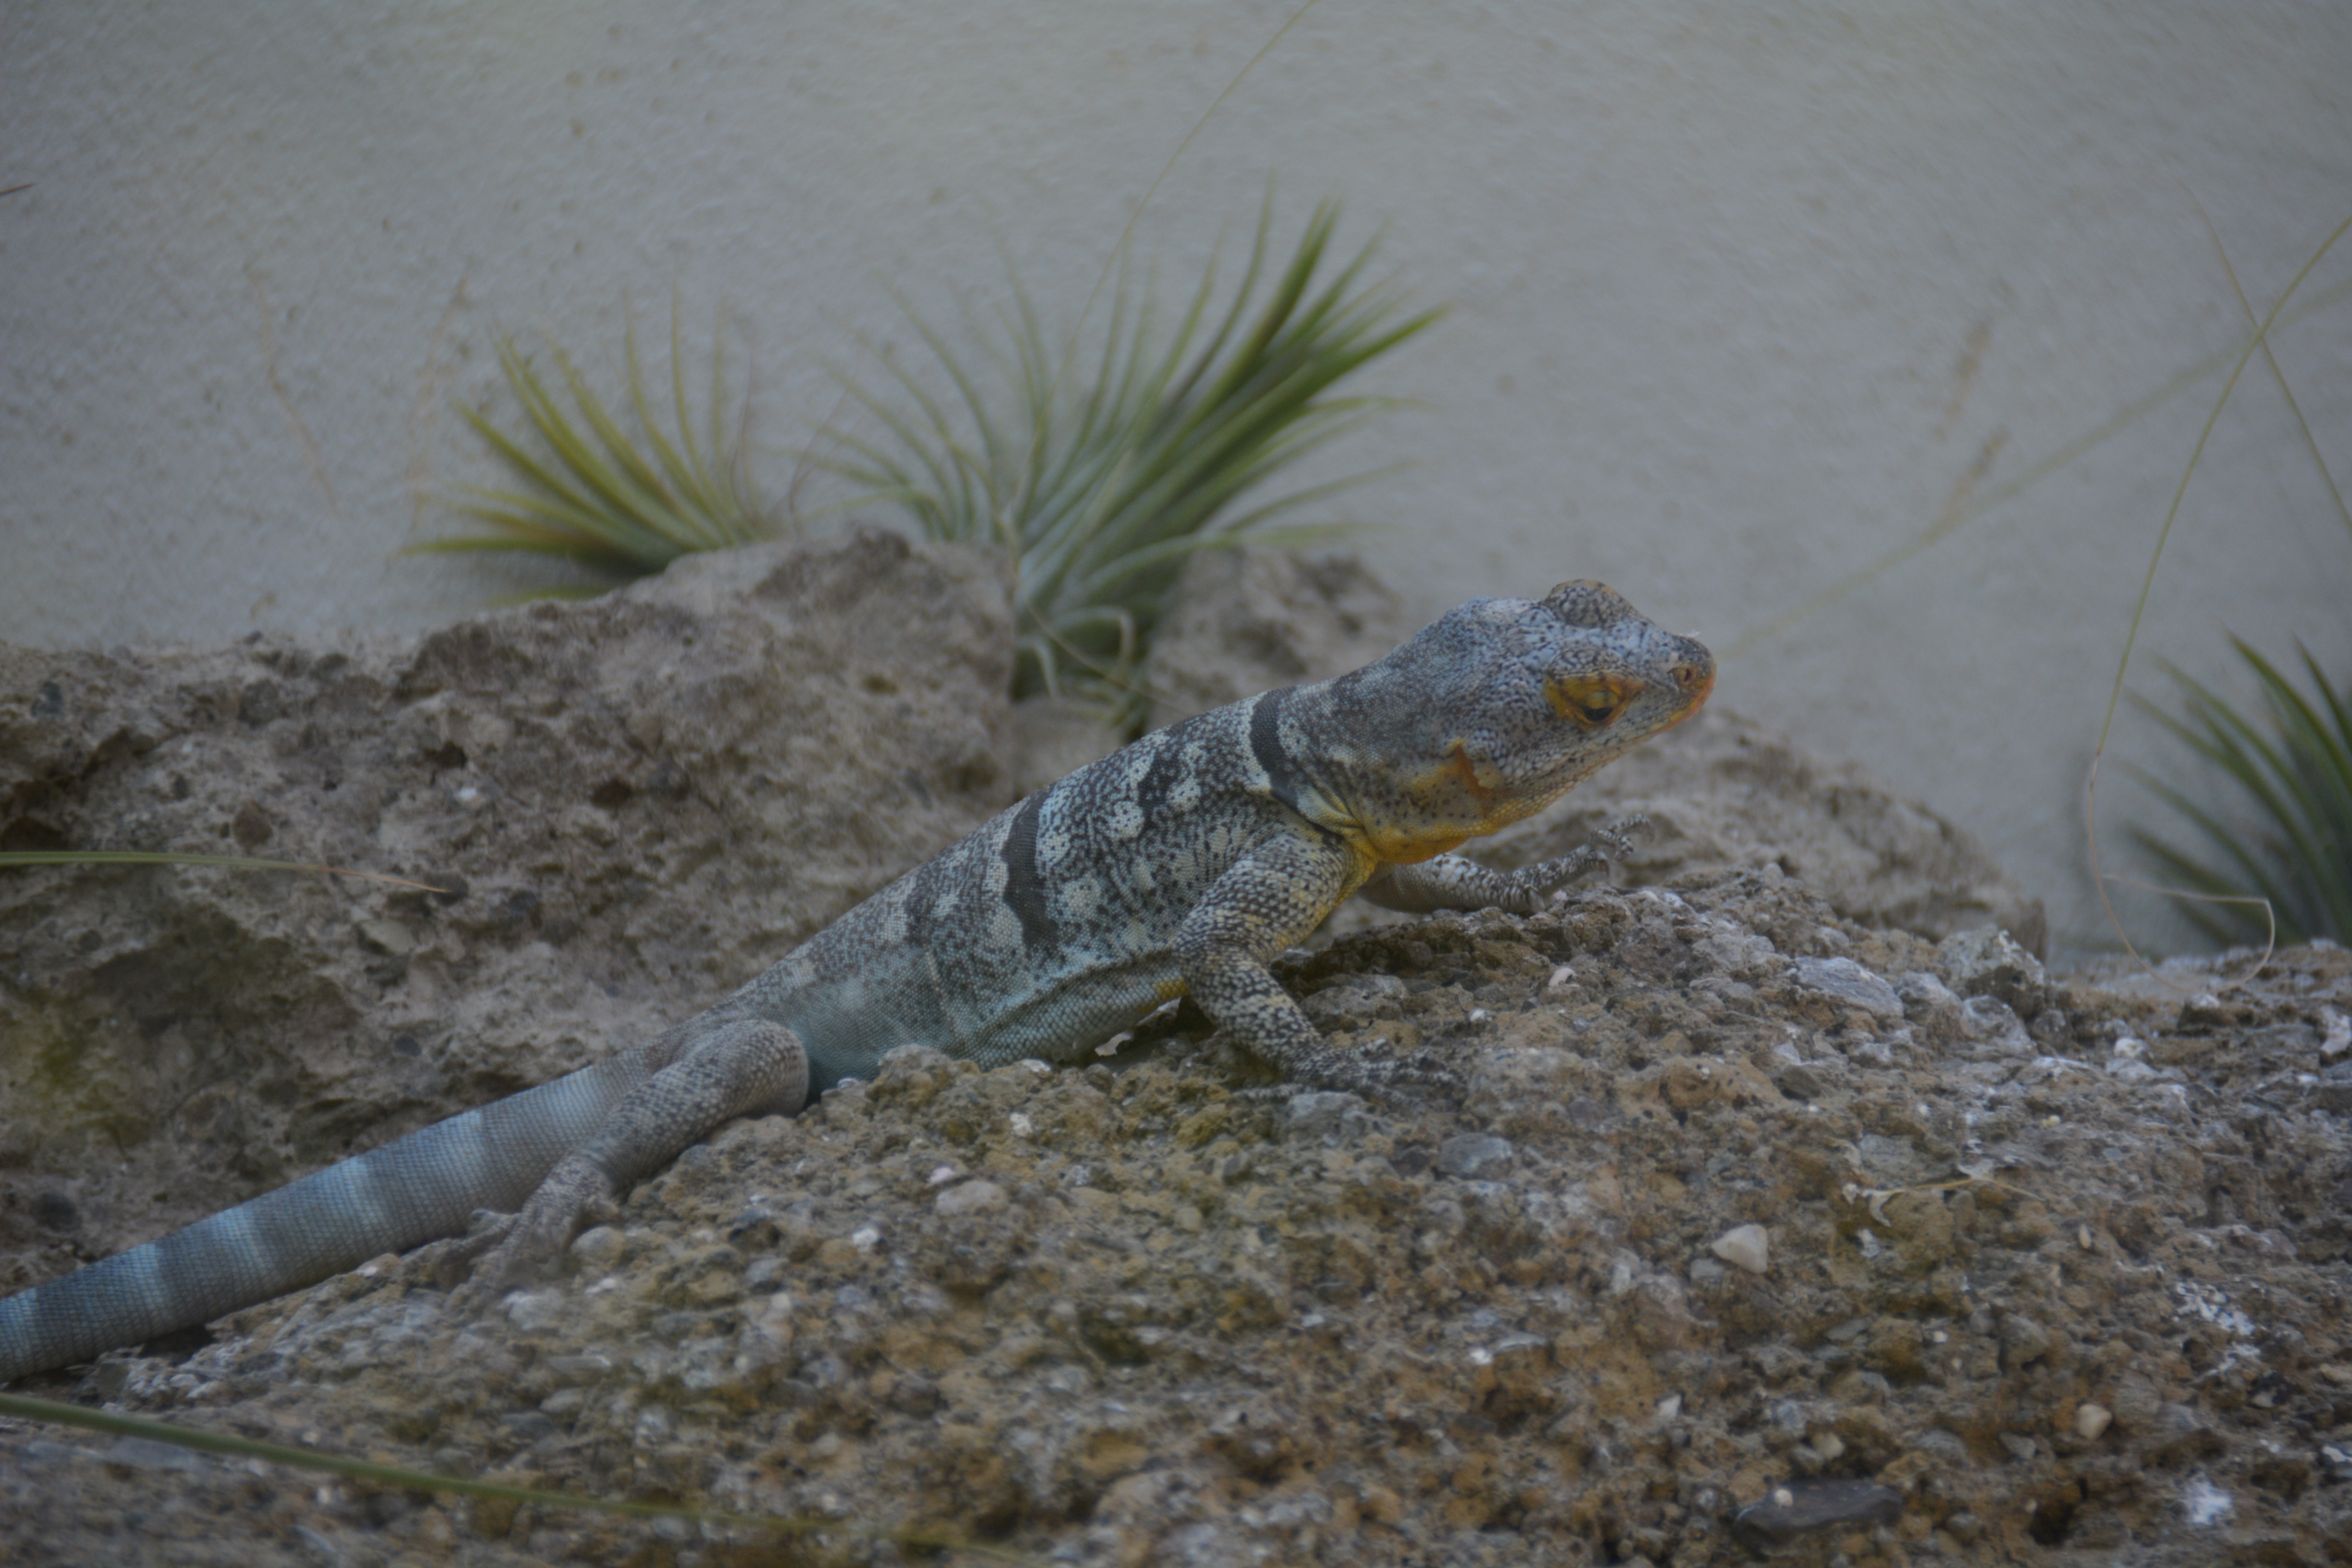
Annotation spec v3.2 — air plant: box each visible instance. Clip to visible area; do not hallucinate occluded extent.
[820,197,1439,726]
[2130,638,2352,946]
[422,300,774,589]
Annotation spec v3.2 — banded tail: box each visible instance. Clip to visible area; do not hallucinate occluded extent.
[0,1052,652,1383]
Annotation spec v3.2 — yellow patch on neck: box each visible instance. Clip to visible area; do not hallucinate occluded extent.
[1365,826,1473,865]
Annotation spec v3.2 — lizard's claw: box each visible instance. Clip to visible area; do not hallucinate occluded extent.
[445,1154,622,1313]
[1342,1041,1464,1109]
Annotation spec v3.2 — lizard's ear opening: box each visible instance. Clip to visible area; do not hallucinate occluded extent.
[1541,580,1636,629]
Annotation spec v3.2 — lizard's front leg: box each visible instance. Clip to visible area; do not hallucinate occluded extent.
[452,1016,808,1305]
[1357,815,1650,916]
[1174,827,1453,1102]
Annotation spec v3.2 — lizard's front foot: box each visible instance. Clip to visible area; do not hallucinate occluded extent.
[444,1153,622,1313]
[1509,813,1652,912]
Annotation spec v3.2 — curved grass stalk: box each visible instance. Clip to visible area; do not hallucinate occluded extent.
[0,850,455,895]
[2086,208,2352,968]
[1728,266,2352,660]
[0,1392,1034,1564]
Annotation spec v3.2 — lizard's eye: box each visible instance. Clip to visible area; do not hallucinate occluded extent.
[1549,676,1630,728]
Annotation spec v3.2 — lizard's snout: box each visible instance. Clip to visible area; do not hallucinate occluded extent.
[1663,641,1716,721]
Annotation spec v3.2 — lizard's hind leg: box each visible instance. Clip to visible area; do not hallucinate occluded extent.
[451,1017,808,1306]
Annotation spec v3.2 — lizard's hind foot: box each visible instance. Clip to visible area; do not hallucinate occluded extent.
[1298,1037,1462,1110]
[444,1154,623,1313]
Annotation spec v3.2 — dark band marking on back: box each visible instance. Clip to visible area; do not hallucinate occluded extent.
[1248,686,1305,815]
[1000,791,1061,952]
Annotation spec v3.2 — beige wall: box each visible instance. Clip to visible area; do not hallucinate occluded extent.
[4,1,2350,958]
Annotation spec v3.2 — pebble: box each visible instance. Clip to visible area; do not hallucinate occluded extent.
[1710,1223,1770,1275]
[1436,1134,1512,1179]
[570,1226,626,1268]
[934,1179,1006,1217]
[2322,1007,2350,1058]
[1788,955,1905,1021]
[1732,1479,1902,1549]
[2076,1402,2113,1439]
[2183,1475,2234,1527]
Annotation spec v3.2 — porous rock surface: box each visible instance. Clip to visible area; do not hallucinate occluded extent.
[0,529,1014,1291]
[1477,708,2050,960]
[1144,549,2042,962]
[1005,544,1408,797]
[4,541,2351,1565]
[1143,543,1410,733]
[2,878,2349,1565]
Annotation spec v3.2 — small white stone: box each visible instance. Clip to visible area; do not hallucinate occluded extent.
[1655,1393,1682,1422]
[2075,1402,2112,1439]
[1008,1112,1035,1136]
[1546,964,1576,993]
[2183,1475,2233,1527]
[2323,1007,2350,1058]
[850,1225,881,1251]
[1019,1058,1051,1075]
[1710,1223,1770,1275]
[927,1164,960,1186]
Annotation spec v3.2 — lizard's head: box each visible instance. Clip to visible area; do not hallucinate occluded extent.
[1324,580,1713,862]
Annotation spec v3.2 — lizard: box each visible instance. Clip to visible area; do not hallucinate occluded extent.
[0,578,1712,1383]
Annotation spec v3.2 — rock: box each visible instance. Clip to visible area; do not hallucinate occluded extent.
[2,556,2350,1564]
[1731,1479,1903,1549]
[1006,693,1126,798]
[1144,546,1408,730]
[1788,955,1904,1022]
[1435,1133,1512,1179]
[0,529,1014,1290]
[1998,1313,2053,1370]
[1286,1091,1368,1141]
[2181,1474,2234,1528]
[1710,1223,1770,1275]
[2322,1005,2350,1058]
[1479,708,2046,954]
[2076,1402,2113,1439]
[933,1179,1006,1217]
[1896,970,1967,1047]
[1938,925,2050,1011]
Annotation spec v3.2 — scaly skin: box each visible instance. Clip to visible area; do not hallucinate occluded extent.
[0,579,1711,1380]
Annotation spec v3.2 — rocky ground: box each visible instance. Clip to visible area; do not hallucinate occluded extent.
[3,537,2349,1565]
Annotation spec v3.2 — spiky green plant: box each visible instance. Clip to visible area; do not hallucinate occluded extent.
[821,198,1439,724]
[420,301,774,589]
[2129,639,2352,945]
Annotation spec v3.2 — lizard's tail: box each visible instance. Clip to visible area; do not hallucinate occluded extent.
[0,1053,647,1384]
